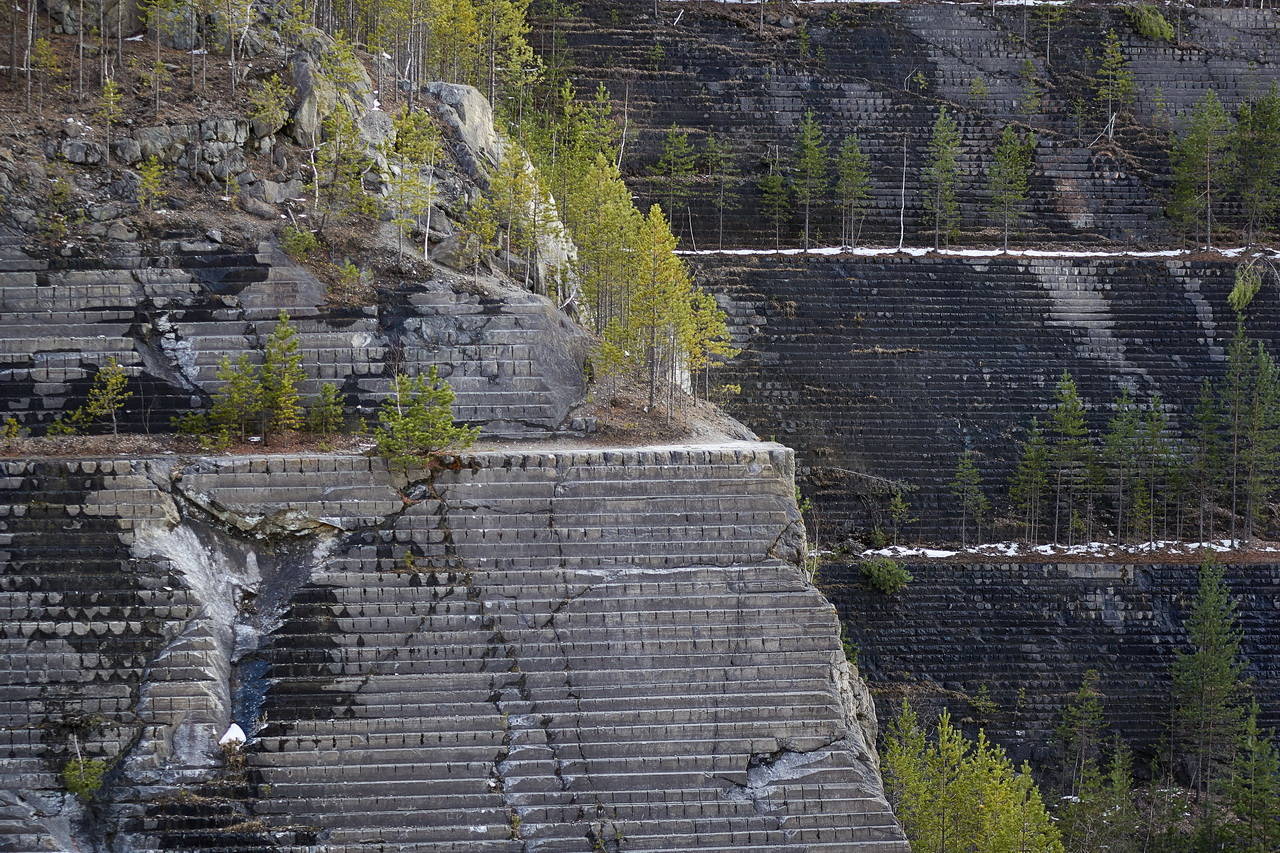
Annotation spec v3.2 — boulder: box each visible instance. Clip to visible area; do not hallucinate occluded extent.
[61,139,104,165]
[424,82,499,177]
[238,193,277,220]
[287,52,338,148]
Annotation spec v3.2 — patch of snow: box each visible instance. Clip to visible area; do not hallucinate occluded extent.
[864,545,958,559]
[219,723,246,746]
[126,34,144,41]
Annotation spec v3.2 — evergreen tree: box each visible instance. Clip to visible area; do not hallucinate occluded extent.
[392,107,445,258]
[374,368,479,473]
[307,383,346,435]
[1232,85,1280,239]
[835,134,872,247]
[1137,394,1175,542]
[758,147,791,249]
[1009,417,1050,544]
[1058,738,1139,853]
[1102,390,1141,542]
[924,106,961,249]
[1057,669,1104,795]
[1190,379,1225,540]
[1223,321,1255,542]
[988,125,1036,249]
[653,124,696,239]
[700,133,738,250]
[98,77,123,163]
[209,354,264,441]
[883,702,1064,853]
[1224,700,1280,853]
[968,74,989,103]
[261,311,306,436]
[950,451,988,546]
[792,109,829,249]
[1019,58,1041,117]
[1171,559,1249,801]
[1241,340,1280,538]
[627,204,694,409]
[1095,29,1136,137]
[1048,371,1091,544]
[1169,90,1234,248]
[310,104,380,233]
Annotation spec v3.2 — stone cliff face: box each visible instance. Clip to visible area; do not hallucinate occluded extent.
[0,229,590,438]
[0,446,908,851]
[554,1,1278,247]
[698,252,1280,539]
[823,559,1280,773]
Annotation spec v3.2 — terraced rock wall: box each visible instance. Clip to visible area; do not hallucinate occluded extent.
[821,559,1280,772]
[0,445,909,852]
[0,229,590,438]
[699,251,1280,539]
[554,1,1280,247]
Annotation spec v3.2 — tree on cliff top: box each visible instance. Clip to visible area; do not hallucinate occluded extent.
[792,109,829,249]
[924,106,961,249]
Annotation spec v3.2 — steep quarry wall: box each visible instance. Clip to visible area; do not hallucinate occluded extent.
[822,559,1280,771]
[0,229,590,438]
[555,1,1280,246]
[699,252,1280,538]
[0,445,909,851]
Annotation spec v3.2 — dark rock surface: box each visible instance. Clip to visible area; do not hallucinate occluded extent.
[823,560,1280,773]
[551,2,1279,247]
[700,252,1280,539]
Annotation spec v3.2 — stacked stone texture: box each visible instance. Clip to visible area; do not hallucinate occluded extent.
[0,446,909,852]
[824,560,1280,770]
[0,229,589,438]
[700,253,1280,538]
[555,2,1279,246]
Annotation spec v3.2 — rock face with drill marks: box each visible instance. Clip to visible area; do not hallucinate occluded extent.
[0,445,909,852]
[0,229,592,438]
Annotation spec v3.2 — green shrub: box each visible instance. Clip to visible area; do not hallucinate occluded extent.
[1124,4,1175,42]
[281,225,320,260]
[62,757,107,799]
[861,556,913,595]
[307,383,346,435]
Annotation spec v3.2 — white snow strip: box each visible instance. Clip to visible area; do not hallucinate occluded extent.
[679,244,1280,261]
[869,539,1269,561]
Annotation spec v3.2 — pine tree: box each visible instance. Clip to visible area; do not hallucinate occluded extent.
[1095,29,1136,137]
[307,383,346,435]
[1172,559,1249,802]
[209,354,264,440]
[98,77,123,163]
[792,109,829,249]
[1223,321,1255,542]
[700,133,738,250]
[628,204,693,410]
[1232,85,1280,240]
[1019,58,1041,117]
[1009,417,1050,544]
[653,124,696,239]
[758,147,791,249]
[887,490,916,545]
[1048,371,1091,544]
[374,368,479,473]
[1241,340,1280,538]
[968,75,989,103]
[137,156,168,213]
[1190,379,1225,540]
[1224,700,1280,853]
[1103,390,1141,543]
[835,134,872,247]
[1169,90,1234,248]
[950,451,988,546]
[988,125,1036,249]
[260,311,306,436]
[1057,670,1105,798]
[884,701,1064,853]
[1059,738,1139,853]
[391,107,444,258]
[310,104,380,233]
[924,106,961,249]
